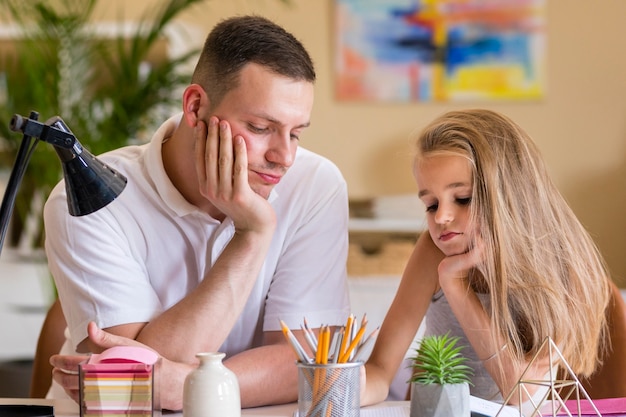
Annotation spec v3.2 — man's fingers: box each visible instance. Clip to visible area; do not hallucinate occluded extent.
[51,366,80,390]
[232,135,249,190]
[49,354,85,374]
[217,120,234,191]
[49,354,84,404]
[206,117,219,192]
[85,321,150,353]
[194,119,210,188]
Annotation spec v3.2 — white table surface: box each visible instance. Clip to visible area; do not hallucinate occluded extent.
[0,398,410,417]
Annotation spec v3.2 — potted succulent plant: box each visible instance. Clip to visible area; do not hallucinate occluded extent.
[408,333,473,417]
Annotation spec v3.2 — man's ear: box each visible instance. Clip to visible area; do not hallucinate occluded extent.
[182,84,209,127]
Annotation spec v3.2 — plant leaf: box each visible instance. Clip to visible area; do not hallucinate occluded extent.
[408,332,474,385]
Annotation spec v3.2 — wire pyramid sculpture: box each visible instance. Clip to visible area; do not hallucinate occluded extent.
[495,337,601,417]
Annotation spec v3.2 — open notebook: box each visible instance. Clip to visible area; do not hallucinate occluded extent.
[293,397,517,417]
[294,396,626,417]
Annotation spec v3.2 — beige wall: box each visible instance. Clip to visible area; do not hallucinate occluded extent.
[98,0,626,282]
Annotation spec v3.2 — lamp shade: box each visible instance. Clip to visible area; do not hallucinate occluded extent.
[45,116,127,216]
[59,148,127,216]
[0,112,128,254]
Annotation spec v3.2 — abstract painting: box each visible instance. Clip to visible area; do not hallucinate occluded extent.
[335,0,546,102]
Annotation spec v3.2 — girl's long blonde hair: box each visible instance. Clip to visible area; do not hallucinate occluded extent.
[415,109,610,376]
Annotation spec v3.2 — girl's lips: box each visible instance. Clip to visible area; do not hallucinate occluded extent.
[439,231,460,242]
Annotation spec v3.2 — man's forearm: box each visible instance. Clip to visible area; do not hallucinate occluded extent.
[135,230,274,363]
[225,342,299,408]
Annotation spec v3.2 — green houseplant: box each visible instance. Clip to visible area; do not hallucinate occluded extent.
[0,0,207,250]
[0,0,292,251]
[0,1,211,395]
[408,333,473,417]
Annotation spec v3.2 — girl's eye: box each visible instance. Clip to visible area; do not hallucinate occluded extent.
[425,203,438,213]
[456,197,472,206]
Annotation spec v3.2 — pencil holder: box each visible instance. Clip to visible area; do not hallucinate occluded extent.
[297,361,361,417]
[79,346,161,417]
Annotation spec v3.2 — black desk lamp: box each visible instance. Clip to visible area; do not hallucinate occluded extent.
[0,112,126,414]
[0,111,127,255]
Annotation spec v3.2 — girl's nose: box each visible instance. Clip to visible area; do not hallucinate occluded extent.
[434,203,454,225]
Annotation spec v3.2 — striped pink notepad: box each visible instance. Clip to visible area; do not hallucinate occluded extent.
[80,346,160,417]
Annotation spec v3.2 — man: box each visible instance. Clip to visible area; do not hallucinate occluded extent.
[44,15,350,410]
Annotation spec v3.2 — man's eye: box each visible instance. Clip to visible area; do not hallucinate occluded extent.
[290,133,300,141]
[457,197,472,205]
[426,204,438,213]
[249,124,267,134]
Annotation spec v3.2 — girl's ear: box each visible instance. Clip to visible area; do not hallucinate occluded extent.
[182,84,209,127]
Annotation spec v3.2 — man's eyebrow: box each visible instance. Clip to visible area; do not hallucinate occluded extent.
[254,113,310,129]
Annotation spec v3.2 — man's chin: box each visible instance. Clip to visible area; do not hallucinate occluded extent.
[251,185,273,200]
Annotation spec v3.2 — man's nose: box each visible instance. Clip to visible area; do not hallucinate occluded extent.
[266,132,295,167]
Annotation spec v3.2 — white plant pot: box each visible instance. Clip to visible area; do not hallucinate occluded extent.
[410,382,470,417]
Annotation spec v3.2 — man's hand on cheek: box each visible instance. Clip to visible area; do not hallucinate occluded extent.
[195,117,276,235]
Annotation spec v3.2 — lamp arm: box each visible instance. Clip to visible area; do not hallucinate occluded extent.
[0,111,127,255]
[0,112,41,255]
[10,113,76,150]
[0,112,80,255]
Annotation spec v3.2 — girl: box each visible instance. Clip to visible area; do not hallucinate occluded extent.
[362,109,611,406]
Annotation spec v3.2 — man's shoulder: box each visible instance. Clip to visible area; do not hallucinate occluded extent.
[46,142,150,215]
[295,145,329,160]
[97,142,148,168]
[273,147,347,208]
[291,146,344,180]
[94,143,156,188]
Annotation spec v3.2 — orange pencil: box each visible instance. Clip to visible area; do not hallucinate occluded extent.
[312,325,328,413]
[339,322,366,363]
[315,333,323,365]
[338,314,354,361]
[325,399,333,417]
[353,327,380,362]
[320,326,330,364]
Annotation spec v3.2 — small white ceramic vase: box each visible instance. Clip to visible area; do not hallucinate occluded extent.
[183,352,241,417]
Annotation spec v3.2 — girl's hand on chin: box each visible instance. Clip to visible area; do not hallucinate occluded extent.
[438,238,485,290]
